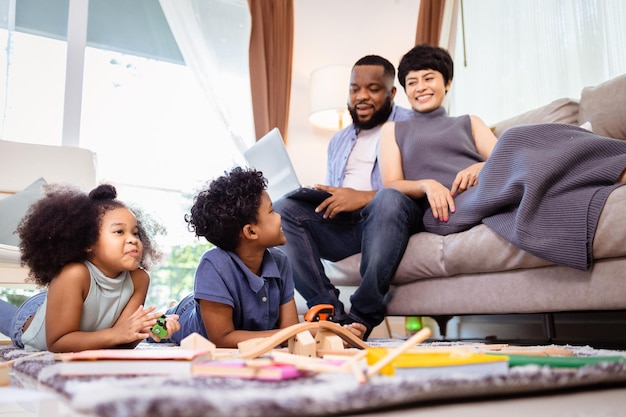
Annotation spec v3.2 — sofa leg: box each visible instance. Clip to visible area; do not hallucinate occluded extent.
[431,315,454,339]
[542,313,556,340]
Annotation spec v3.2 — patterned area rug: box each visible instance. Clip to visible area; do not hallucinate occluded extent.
[3,342,626,417]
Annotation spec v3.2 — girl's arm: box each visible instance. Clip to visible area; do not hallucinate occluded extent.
[111,268,159,348]
[198,299,299,348]
[45,263,159,352]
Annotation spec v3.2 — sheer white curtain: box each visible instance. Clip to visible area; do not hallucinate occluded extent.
[158,0,255,154]
[449,0,626,125]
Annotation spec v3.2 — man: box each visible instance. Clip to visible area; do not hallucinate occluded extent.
[273,55,416,339]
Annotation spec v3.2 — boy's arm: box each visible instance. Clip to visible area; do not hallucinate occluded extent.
[198,299,298,349]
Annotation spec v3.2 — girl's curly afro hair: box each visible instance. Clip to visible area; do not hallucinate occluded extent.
[17,183,162,286]
[185,166,267,252]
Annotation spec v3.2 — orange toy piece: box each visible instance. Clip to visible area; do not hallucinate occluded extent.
[304,304,335,322]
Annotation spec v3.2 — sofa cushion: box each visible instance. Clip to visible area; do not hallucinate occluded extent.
[579,74,626,140]
[0,177,46,246]
[592,185,626,259]
[324,185,626,286]
[491,98,579,138]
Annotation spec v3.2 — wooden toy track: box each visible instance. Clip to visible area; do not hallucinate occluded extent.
[236,320,370,359]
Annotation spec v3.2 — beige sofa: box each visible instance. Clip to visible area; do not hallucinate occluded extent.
[0,140,98,287]
[322,74,626,339]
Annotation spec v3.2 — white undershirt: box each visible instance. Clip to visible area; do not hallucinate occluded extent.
[342,125,381,191]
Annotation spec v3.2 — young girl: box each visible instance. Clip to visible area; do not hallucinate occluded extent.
[167,167,365,348]
[0,184,180,352]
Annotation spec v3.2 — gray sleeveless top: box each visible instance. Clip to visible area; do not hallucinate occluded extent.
[394,107,483,189]
[21,261,135,350]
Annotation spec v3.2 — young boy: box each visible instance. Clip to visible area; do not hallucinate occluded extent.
[164,167,298,348]
[167,166,365,348]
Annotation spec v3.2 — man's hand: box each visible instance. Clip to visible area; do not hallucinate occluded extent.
[313,185,376,219]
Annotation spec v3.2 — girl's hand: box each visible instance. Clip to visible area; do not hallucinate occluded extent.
[113,305,159,344]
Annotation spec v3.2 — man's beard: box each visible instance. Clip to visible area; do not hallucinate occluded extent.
[348,96,393,130]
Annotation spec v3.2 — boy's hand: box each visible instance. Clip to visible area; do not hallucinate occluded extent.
[148,314,180,342]
[342,322,367,341]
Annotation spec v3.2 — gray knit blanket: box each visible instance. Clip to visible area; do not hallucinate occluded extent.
[423,123,626,270]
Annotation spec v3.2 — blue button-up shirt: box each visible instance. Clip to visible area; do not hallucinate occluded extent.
[326,104,414,189]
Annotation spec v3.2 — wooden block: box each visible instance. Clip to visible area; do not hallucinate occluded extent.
[0,363,9,386]
[180,332,216,353]
[315,329,344,353]
[288,330,316,357]
[271,350,348,374]
[237,337,270,356]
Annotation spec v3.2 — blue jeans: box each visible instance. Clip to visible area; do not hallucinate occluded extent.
[0,291,47,348]
[349,189,424,329]
[274,188,424,332]
[164,293,207,344]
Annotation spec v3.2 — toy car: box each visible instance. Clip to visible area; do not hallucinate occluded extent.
[304,304,334,322]
[151,315,168,338]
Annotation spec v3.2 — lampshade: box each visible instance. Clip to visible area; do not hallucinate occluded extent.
[308,65,352,131]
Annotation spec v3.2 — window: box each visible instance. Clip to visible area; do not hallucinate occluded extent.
[1,0,252,307]
[449,0,626,126]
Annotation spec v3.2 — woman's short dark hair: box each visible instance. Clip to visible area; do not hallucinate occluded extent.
[397,44,454,89]
[185,166,267,251]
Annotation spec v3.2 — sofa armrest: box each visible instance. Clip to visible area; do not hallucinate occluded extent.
[0,140,98,196]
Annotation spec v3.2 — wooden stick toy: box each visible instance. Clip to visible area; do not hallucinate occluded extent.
[365,327,432,379]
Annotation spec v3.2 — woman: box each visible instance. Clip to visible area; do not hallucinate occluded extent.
[378,44,626,271]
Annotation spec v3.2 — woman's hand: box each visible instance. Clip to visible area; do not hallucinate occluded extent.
[451,162,484,196]
[421,180,455,221]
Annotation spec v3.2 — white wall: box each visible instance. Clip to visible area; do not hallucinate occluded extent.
[286,0,419,186]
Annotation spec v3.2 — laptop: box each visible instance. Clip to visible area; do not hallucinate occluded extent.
[243,128,332,204]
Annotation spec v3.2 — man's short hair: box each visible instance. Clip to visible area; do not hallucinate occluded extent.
[353,55,396,83]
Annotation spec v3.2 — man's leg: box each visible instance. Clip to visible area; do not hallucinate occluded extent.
[274,197,363,322]
[348,188,424,336]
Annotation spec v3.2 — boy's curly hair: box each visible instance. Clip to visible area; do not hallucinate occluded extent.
[186,166,267,252]
[17,183,162,286]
